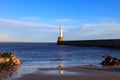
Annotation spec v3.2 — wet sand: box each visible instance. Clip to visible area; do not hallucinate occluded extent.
[12,65,120,80]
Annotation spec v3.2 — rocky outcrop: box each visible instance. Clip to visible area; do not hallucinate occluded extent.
[0,52,21,71]
[102,55,120,66]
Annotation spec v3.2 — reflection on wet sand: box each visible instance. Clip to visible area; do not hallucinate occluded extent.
[59,70,64,75]
[36,63,79,76]
[58,64,64,75]
[0,65,20,80]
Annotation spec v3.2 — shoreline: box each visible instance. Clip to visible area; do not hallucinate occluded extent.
[10,65,120,80]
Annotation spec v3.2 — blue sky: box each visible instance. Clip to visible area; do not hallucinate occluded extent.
[0,0,120,42]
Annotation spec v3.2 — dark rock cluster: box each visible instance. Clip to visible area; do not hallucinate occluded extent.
[0,52,21,71]
[102,55,120,66]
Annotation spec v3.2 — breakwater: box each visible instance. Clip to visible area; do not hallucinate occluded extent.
[57,39,120,48]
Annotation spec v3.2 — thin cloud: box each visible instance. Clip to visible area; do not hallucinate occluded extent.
[20,16,41,21]
[56,18,81,23]
[65,22,120,40]
[0,18,59,42]
[0,34,10,39]
[83,23,120,36]
[0,18,57,29]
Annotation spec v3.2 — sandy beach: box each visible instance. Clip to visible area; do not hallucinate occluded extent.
[11,65,120,80]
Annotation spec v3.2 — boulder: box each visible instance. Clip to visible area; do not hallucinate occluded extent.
[0,52,21,71]
[102,55,120,66]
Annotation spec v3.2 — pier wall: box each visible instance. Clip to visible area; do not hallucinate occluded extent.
[57,39,120,48]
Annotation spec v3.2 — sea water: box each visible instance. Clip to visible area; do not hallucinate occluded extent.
[0,43,120,79]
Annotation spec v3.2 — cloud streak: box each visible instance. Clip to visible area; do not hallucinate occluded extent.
[56,18,81,23]
[20,16,41,21]
[0,18,59,42]
[0,34,10,39]
[0,18,57,29]
[65,22,120,40]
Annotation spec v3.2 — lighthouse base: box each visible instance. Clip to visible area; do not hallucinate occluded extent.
[57,37,64,44]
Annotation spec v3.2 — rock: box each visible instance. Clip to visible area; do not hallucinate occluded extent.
[0,65,20,79]
[102,55,120,66]
[0,52,21,71]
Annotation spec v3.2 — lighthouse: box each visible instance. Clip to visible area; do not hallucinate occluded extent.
[57,26,64,43]
[60,26,63,37]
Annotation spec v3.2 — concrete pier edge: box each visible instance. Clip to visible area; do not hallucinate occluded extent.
[57,39,120,48]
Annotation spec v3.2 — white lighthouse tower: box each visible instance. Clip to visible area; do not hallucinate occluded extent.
[60,26,63,37]
[57,26,64,43]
